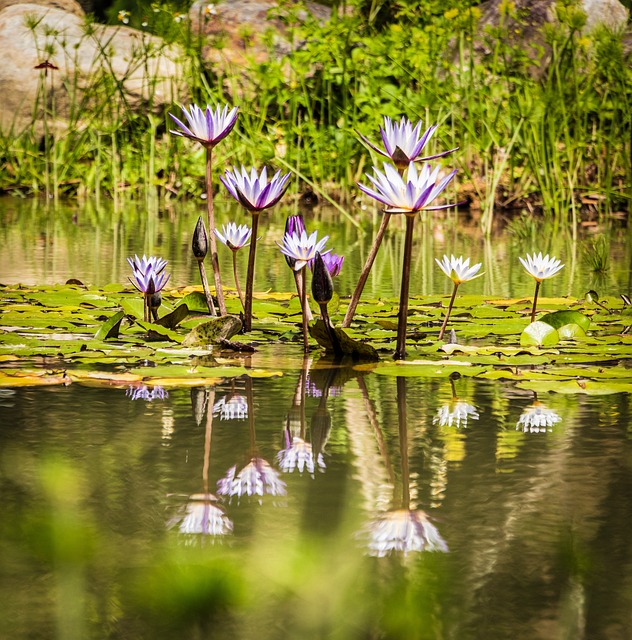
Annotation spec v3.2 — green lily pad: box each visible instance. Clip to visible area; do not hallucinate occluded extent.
[94,310,126,340]
[557,323,587,340]
[539,310,591,332]
[520,321,560,347]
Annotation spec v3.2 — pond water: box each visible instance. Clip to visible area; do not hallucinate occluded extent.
[1,197,632,639]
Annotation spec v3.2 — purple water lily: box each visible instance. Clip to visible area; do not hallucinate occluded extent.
[309,251,344,277]
[169,103,238,149]
[357,116,457,170]
[220,166,291,212]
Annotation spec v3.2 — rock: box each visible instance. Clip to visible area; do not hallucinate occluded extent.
[0,0,83,17]
[182,315,243,347]
[189,0,331,67]
[0,3,182,134]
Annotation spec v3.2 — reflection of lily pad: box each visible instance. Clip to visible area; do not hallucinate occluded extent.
[520,321,559,347]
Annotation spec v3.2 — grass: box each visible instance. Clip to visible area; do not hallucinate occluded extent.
[1,0,630,234]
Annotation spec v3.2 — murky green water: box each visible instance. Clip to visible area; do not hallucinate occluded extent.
[1,352,632,639]
[1,198,632,638]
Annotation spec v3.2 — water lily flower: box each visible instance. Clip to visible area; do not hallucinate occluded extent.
[169,104,238,149]
[357,116,457,170]
[217,458,287,498]
[215,222,252,310]
[220,166,290,331]
[357,162,459,359]
[127,254,170,321]
[170,103,239,316]
[519,252,564,323]
[309,251,344,277]
[516,402,562,433]
[214,222,252,251]
[358,161,457,214]
[366,509,448,557]
[277,229,330,272]
[435,255,483,340]
[220,166,291,212]
[433,400,479,428]
[213,394,248,420]
[277,436,326,474]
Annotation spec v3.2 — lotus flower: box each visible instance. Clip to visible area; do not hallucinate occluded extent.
[277,436,326,475]
[357,116,457,169]
[220,166,291,213]
[214,222,252,251]
[277,229,330,272]
[309,251,344,277]
[127,254,170,321]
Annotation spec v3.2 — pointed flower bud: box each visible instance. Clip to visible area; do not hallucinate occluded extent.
[311,251,334,305]
[192,216,208,260]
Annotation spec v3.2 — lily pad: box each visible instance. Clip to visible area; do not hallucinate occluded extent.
[539,310,591,332]
[520,321,560,347]
[94,310,126,340]
[182,316,243,347]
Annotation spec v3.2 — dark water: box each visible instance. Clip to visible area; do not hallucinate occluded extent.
[1,353,631,639]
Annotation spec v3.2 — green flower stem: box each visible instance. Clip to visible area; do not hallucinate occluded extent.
[394,214,415,360]
[197,258,217,316]
[232,251,245,311]
[342,213,392,328]
[438,282,459,341]
[530,280,541,323]
[205,147,226,316]
[293,270,312,321]
[244,213,260,332]
[301,267,309,353]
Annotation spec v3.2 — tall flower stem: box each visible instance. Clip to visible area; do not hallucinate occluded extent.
[301,268,310,353]
[394,215,416,360]
[530,280,541,323]
[206,147,226,316]
[244,214,260,332]
[438,282,459,341]
[293,271,313,321]
[197,259,217,316]
[342,213,392,328]
[232,251,245,310]
[319,303,343,357]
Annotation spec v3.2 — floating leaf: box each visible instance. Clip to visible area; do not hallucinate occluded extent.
[520,321,560,347]
[309,319,379,361]
[557,323,586,340]
[182,316,243,347]
[155,304,190,330]
[539,310,590,332]
[176,291,211,314]
[94,310,126,340]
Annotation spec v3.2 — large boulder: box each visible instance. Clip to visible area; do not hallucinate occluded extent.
[189,0,331,68]
[0,2,182,134]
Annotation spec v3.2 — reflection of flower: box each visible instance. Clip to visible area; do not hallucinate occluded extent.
[358,162,457,214]
[126,385,168,401]
[277,437,326,474]
[433,400,479,428]
[217,458,286,497]
[519,253,564,283]
[213,394,248,420]
[177,494,233,536]
[516,403,562,433]
[367,509,448,557]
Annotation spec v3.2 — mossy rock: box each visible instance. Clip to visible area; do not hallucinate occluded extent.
[182,315,242,347]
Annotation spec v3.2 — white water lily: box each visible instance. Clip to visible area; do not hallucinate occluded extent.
[214,222,252,251]
[519,252,564,282]
[435,254,483,285]
[169,103,238,148]
[277,229,330,271]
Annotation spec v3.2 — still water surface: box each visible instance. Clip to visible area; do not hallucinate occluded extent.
[1,352,631,638]
[1,198,632,638]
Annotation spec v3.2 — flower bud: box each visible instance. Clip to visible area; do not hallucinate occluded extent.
[311,251,334,305]
[192,216,208,260]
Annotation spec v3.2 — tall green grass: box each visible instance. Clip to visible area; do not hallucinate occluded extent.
[1,0,630,233]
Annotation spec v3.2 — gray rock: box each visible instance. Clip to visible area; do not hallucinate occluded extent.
[0,3,182,134]
[189,0,331,68]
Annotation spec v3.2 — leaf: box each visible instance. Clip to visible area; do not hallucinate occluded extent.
[557,323,587,340]
[539,310,590,332]
[308,320,379,361]
[121,298,145,319]
[520,321,560,347]
[182,316,243,347]
[177,291,212,314]
[94,310,126,340]
[155,304,190,330]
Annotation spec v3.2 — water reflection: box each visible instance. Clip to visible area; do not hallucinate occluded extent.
[169,386,233,538]
[365,377,448,557]
[433,374,480,429]
[217,377,286,499]
[125,384,168,402]
[213,379,248,420]
[516,393,563,433]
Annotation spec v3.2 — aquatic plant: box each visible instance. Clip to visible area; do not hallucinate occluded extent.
[311,251,343,357]
[519,253,565,323]
[221,166,291,331]
[191,216,216,315]
[356,162,458,358]
[127,254,170,322]
[343,119,457,328]
[309,251,344,277]
[170,103,239,316]
[278,228,329,352]
[283,215,312,321]
[435,255,483,340]
[215,222,252,310]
